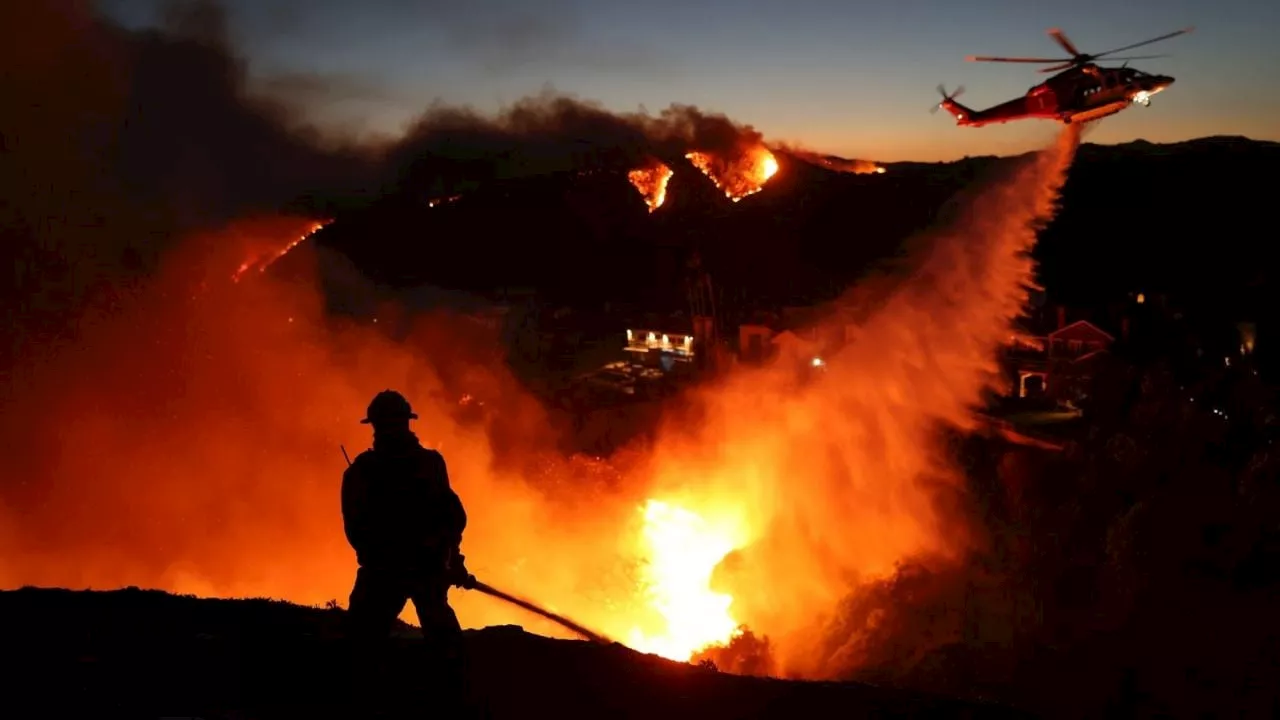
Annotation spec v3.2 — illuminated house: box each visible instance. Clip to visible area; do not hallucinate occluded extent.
[1046,320,1114,401]
[624,328,696,372]
[1003,312,1115,401]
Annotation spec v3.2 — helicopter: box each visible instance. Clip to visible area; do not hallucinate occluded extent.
[934,26,1193,127]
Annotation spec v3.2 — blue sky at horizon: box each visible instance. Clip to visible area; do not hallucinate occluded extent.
[101,0,1280,162]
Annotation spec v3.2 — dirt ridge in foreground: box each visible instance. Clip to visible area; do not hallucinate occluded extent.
[0,586,1031,719]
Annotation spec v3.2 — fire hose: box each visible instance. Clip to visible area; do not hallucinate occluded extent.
[340,446,612,645]
[466,579,613,645]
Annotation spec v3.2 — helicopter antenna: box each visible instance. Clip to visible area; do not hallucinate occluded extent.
[967,26,1193,72]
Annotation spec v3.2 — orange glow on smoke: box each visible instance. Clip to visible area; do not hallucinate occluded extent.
[685,146,778,202]
[628,160,674,212]
[0,127,1081,677]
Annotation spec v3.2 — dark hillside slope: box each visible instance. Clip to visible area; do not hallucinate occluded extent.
[301,137,1279,325]
[306,151,989,312]
[1041,136,1280,315]
[1,587,1029,719]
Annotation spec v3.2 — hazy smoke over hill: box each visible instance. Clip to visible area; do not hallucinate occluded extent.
[391,95,773,186]
[0,0,369,365]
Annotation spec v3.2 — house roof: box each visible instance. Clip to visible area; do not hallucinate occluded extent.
[1049,319,1115,342]
[772,329,820,346]
[1073,349,1109,363]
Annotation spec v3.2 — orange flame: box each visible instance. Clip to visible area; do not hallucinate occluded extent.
[627,160,674,212]
[625,499,749,658]
[685,146,779,202]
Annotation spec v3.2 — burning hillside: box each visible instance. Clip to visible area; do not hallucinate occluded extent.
[629,143,783,211]
[628,159,674,212]
[685,147,780,202]
[232,220,330,282]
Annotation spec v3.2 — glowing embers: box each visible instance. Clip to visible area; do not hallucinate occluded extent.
[428,194,462,208]
[231,220,330,282]
[628,160,674,212]
[685,146,779,202]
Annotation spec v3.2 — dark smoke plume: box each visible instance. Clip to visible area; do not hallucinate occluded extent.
[385,93,772,196]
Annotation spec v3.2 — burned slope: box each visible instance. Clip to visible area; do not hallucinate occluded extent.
[1,587,1028,719]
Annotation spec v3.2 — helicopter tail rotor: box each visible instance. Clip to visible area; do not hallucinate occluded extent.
[931,84,965,114]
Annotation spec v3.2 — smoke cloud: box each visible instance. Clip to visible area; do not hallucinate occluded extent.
[385,92,776,196]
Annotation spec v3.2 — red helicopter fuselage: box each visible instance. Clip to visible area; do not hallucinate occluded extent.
[940,64,1175,127]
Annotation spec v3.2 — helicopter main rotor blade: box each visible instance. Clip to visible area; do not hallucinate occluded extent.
[1037,54,1167,72]
[1047,28,1082,58]
[967,55,1069,63]
[1091,27,1194,59]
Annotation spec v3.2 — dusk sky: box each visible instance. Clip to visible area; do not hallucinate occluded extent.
[102,0,1279,162]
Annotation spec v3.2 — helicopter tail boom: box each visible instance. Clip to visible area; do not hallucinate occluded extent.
[940,96,978,125]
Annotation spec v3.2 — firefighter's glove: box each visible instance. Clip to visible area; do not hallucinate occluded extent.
[450,553,478,590]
